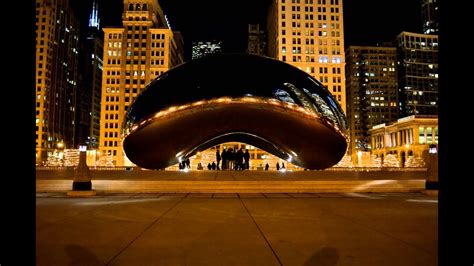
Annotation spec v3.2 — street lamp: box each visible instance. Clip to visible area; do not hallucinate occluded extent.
[429,144,437,154]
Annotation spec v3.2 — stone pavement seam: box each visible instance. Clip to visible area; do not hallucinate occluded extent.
[329,209,435,256]
[36,195,136,231]
[238,194,283,266]
[104,193,189,265]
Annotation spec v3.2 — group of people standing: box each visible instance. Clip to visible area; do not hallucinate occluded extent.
[213,148,250,171]
[178,158,190,170]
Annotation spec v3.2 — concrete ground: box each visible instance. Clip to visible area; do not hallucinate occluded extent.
[37,192,437,266]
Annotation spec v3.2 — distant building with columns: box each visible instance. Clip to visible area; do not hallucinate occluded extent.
[369,115,438,167]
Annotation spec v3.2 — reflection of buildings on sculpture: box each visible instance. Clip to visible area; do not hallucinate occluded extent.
[369,115,438,167]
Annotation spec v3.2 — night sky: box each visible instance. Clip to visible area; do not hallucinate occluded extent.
[71,0,422,61]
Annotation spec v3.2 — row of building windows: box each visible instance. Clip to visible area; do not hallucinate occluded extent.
[128,3,148,11]
[125,16,148,21]
[105,78,120,85]
[104,123,119,129]
[108,33,122,40]
[105,105,119,111]
[282,0,340,4]
[105,96,119,102]
[105,87,120,93]
[103,140,119,147]
[282,47,341,55]
[282,0,340,5]
[104,132,119,138]
[104,114,119,120]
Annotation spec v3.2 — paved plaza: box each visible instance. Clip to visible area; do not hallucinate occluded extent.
[37,192,437,265]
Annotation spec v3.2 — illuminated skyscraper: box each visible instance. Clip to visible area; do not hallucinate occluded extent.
[76,1,103,149]
[396,32,438,117]
[99,0,184,166]
[345,46,399,154]
[421,0,438,34]
[192,41,222,60]
[35,0,80,165]
[247,24,267,56]
[267,0,346,113]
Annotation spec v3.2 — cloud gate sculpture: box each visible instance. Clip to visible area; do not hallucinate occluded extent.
[123,54,348,170]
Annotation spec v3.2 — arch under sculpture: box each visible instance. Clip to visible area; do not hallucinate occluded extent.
[123,54,348,170]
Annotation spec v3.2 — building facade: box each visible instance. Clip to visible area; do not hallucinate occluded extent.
[247,24,267,56]
[369,115,438,167]
[76,1,103,149]
[192,41,222,60]
[99,0,184,166]
[35,0,80,165]
[421,0,438,34]
[396,32,438,117]
[267,0,346,113]
[345,46,398,155]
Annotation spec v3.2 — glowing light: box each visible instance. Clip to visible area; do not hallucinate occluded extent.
[242,97,257,102]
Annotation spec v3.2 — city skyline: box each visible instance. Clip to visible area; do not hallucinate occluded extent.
[70,0,422,61]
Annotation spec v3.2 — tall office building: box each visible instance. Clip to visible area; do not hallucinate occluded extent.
[247,24,267,56]
[421,0,438,34]
[396,32,438,117]
[99,0,184,166]
[76,1,103,149]
[35,0,80,165]
[345,46,399,154]
[192,41,222,60]
[267,0,346,113]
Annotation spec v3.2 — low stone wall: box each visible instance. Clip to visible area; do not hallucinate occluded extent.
[36,169,427,193]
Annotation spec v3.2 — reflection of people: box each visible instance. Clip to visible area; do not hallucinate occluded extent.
[244,149,250,170]
[276,162,280,171]
[222,148,227,170]
[265,163,269,171]
[216,149,221,170]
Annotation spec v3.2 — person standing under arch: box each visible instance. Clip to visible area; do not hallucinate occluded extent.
[216,149,221,170]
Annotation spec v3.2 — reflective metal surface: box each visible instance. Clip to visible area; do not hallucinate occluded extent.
[123,54,348,170]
